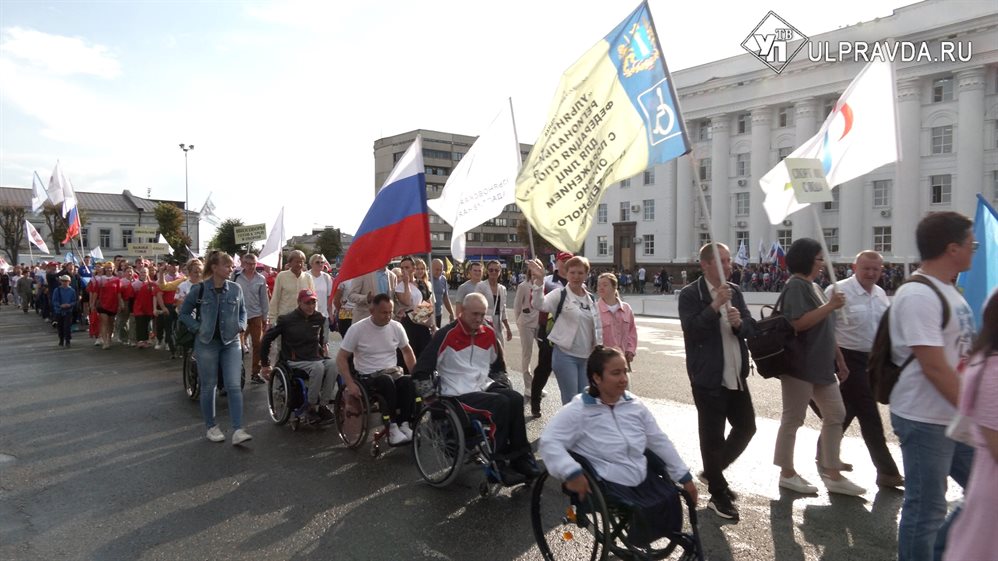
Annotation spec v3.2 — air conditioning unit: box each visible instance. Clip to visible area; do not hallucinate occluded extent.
[700,183,709,191]
[736,221,747,228]
[880,209,892,217]
[737,179,748,187]
[698,221,709,230]
[631,204,641,213]
[782,219,793,226]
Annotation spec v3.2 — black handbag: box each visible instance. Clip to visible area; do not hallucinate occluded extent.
[746,290,806,379]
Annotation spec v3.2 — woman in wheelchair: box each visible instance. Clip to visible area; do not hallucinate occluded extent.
[539,346,698,547]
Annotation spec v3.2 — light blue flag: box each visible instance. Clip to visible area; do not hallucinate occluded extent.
[957,194,998,326]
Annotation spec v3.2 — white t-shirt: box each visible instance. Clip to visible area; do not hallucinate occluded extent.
[889,273,976,425]
[177,280,193,303]
[340,317,409,374]
[544,288,595,358]
[338,278,354,311]
[310,271,332,318]
[395,281,423,312]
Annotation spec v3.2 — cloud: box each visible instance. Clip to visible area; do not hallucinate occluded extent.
[0,27,120,78]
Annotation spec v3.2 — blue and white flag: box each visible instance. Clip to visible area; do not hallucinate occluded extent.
[734,241,749,267]
[957,194,998,326]
[90,246,104,260]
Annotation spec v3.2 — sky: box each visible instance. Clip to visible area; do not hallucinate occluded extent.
[0,0,931,246]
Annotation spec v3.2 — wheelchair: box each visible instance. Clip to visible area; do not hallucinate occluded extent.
[330,368,417,457]
[530,451,703,561]
[411,388,530,498]
[182,347,246,401]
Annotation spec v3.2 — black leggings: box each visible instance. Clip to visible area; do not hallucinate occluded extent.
[360,374,416,425]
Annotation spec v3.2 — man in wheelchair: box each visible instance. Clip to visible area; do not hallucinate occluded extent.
[259,289,336,425]
[539,346,698,547]
[336,293,418,445]
[413,293,540,485]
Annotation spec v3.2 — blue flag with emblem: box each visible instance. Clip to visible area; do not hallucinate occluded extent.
[957,194,998,326]
[515,1,690,252]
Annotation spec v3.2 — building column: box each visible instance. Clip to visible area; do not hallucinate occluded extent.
[749,106,772,257]
[791,98,817,242]
[894,78,922,264]
[956,66,986,218]
[675,154,694,261]
[710,114,731,246]
[839,177,864,258]
[660,160,677,261]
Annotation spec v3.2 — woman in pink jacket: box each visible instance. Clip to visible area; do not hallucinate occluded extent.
[596,272,637,367]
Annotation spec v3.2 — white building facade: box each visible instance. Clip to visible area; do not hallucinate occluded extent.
[584,0,998,270]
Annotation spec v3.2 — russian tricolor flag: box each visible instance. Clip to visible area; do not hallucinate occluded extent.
[332,135,430,294]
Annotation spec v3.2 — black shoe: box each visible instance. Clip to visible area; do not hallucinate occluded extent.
[58,341,64,347]
[708,493,739,521]
[250,374,265,385]
[316,405,335,424]
[303,410,322,425]
[510,455,542,479]
[65,341,70,348]
[497,464,527,486]
[697,471,739,502]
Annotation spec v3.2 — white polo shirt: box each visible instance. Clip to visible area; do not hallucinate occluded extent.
[824,275,890,353]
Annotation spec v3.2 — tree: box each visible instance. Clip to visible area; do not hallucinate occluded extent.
[314,227,342,262]
[0,205,27,264]
[41,203,88,255]
[515,218,557,258]
[154,202,192,261]
[207,218,244,256]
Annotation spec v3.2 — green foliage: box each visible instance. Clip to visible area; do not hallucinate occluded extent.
[314,227,342,262]
[41,203,88,255]
[154,202,191,260]
[207,218,245,256]
[0,205,27,263]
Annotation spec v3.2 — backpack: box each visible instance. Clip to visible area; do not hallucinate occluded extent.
[746,287,803,379]
[868,275,950,404]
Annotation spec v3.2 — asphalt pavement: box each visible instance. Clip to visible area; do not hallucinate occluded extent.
[0,300,965,561]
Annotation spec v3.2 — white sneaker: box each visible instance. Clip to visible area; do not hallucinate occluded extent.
[822,474,865,496]
[779,473,818,494]
[541,389,549,398]
[155,343,164,350]
[206,426,225,442]
[231,429,253,446]
[399,421,413,440]
[389,423,411,445]
[94,340,102,347]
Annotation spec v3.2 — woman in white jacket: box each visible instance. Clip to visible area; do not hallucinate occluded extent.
[475,260,511,343]
[513,265,540,397]
[540,346,698,545]
[529,256,602,404]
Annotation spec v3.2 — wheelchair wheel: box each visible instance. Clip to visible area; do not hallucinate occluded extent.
[412,401,466,488]
[333,380,370,449]
[268,366,292,425]
[531,469,611,561]
[182,349,199,401]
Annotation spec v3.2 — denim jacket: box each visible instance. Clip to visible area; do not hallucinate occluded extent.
[178,280,247,346]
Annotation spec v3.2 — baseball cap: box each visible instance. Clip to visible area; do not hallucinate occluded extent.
[58,274,71,282]
[297,288,317,302]
[556,251,574,262]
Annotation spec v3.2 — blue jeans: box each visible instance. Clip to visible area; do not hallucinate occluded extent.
[196,338,244,430]
[891,413,974,561]
[551,346,587,405]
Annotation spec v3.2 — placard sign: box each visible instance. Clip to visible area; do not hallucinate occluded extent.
[234,224,267,244]
[784,158,832,204]
[128,243,171,255]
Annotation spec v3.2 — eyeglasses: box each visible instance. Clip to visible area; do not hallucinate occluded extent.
[970,241,980,251]
[488,269,501,273]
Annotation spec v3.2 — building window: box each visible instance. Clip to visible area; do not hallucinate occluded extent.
[736,113,751,134]
[930,174,952,204]
[698,120,712,142]
[777,229,792,248]
[620,201,630,222]
[423,148,452,160]
[697,195,712,221]
[597,235,608,256]
[778,106,794,128]
[735,231,750,253]
[453,152,464,161]
[777,147,793,160]
[99,229,111,248]
[874,226,892,252]
[735,192,750,216]
[121,228,133,247]
[507,233,518,242]
[620,178,631,188]
[505,203,518,212]
[643,169,655,185]
[643,234,655,256]
[823,188,840,211]
[430,232,451,242]
[823,228,839,253]
[736,153,750,177]
[597,203,607,224]
[698,233,711,249]
[80,229,89,248]
[932,77,953,102]
[931,125,953,154]
[698,158,711,181]
[873,180,891,208]
[427,184,443,194]
[643,199,655,221]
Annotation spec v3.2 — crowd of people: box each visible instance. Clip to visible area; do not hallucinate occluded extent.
[3,208,995,561]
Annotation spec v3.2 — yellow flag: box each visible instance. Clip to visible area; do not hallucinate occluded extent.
[515,2,690,252]
[443,257,453,276]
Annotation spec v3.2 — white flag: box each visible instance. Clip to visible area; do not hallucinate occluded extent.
[62,176,77,218]
[47,160,66,208]
[90,246,104,260]
[258,207,286,268]
[428,104,520,261]
[734,241,749,267]
[760,60,899,224]
[158,234,175,255]
[200,193,220,226]
[31,171,46,213]
[25,220,50,254]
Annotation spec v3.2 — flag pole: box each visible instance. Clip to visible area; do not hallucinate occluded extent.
[508,96,536,260]
[809,204,849,324]
[687,154,729,308]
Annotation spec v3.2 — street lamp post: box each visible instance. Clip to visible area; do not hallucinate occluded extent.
[179,143,194,242]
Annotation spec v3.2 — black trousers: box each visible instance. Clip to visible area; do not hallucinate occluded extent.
[458,385,529,460]
[691,384,757,497]
[56,313,73,343]
[361,374,416,425]
[810,348,900,476]
[530,330,554,411]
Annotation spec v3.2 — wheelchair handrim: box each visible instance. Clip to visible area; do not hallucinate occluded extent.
[412,404,465,487]
[530,470,609,561]
[268,371,291,425]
